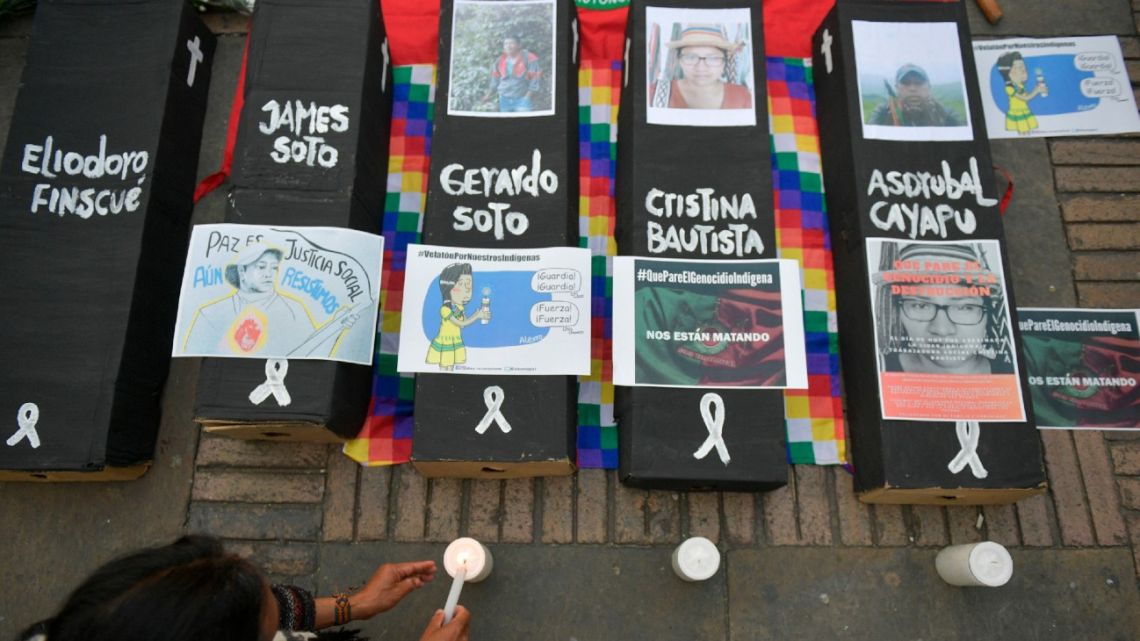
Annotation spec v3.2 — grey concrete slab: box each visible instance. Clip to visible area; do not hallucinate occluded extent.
[729,547,1140,641]
[966,0,1135,37]
[991,138,1079,307]
[318,542,728,641]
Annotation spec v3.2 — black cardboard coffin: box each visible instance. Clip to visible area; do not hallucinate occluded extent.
[811,0,1045,504]
[193,192,377,442]
[614,0,786,491]
[192,0,389,442]
[0,0,214,480]
[412,0,578,478]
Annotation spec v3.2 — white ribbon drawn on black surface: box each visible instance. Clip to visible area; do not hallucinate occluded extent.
[249,359,292,407]
[820,28,834,74]
[948,420,988,479]
[475,386,512,435]
[186,36,204,87]
[693,393,730,466]
[7,402,41,449]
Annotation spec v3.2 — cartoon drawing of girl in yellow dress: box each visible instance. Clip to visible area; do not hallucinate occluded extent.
[426,262,490,370]
[997,51,1047,135]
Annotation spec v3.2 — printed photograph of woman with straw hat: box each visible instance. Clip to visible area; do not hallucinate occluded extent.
[646,7,756,127]
[866,238,1026,422]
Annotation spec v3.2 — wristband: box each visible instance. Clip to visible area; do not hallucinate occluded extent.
[333,593,352,626]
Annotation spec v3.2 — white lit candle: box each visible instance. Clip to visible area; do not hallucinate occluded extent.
[442,537,493,623]
[672,536,720,582]
[935,541,1012,587]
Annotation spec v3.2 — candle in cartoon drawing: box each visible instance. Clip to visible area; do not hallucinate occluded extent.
[996,51,1045,135]
[481,287,492,324]
[427,263,491,371]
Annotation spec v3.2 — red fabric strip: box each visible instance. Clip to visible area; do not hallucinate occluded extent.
[381,0,441,66]
[763,0,835,59]
[193,31,251,203]
[994,164,1014,216]
[577,5,630,62]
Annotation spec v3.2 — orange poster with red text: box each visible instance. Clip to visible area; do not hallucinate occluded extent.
[880,372,1024,421]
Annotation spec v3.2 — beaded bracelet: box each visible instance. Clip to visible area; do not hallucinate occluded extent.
[333,593,352,626]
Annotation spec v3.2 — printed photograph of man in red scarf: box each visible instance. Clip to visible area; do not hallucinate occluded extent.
[447,0,555,117]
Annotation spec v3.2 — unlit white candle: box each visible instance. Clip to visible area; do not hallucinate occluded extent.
[935,541,1013,587]
[672,536,720,582]
[442,562,467,624]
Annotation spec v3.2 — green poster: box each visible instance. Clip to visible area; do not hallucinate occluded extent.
[612,257,807,389]
[1018,308,1139,430]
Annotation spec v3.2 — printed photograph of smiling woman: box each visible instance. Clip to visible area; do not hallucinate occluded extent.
[852,20,973,142]
[646,7,757,127]
[867,238,1026,422]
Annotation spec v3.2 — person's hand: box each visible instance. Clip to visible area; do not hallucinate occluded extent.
[419,607,471,641]
[349,560,437,620]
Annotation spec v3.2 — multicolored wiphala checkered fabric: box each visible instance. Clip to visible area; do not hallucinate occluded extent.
[575,60,622,469]
[343,64,435,466]
[768,57,846,465]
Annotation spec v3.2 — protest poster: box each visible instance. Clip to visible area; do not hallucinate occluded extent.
[174,224,383,365]
[972,36,1140,139]
[867,238,1025,422]
[612,257,806,389]
[1019,308,1139,430]
[397,244,591,375]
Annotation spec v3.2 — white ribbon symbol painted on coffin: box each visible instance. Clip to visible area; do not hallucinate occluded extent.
[7,402,41,449]
[249,359,292,407]
[475,386,512,435]
[693,393,730,466]
[948,420,988,479]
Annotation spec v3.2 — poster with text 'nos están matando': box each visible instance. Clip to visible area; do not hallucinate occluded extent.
[1019,308,1139,430]
[612,257,807,390]
[867,238,1026,423]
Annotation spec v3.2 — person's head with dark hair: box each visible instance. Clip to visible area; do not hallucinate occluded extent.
[502,35,522,57]
[437,263,474,311]
[892,63,933,111]
[996,51,1028,87]
[20,537,463,641]
[22,535,270,641]
[224,242,284,295]
[874,242,1010,375]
